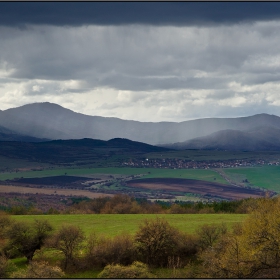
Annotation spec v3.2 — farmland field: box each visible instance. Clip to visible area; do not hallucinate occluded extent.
[0,184,112,199]
[222,166,280,192]
[1,167,273,201]
[127,178,267,200]
[13,213,247,237]
[0,167,227,183]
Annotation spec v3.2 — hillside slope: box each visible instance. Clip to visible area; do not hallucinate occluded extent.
[0,125,47,142]
[164,126,280,151]
[0,137,169,165]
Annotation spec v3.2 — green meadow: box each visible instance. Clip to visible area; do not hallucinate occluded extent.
[13,214,246,237]
[223,165,280,192]
[8,213,246,278]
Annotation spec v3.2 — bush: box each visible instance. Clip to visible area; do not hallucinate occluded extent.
[10,261,64,278]
[0,254,15,278]
[0,213,12,251]
[86,233,136,267]
[135,218,190,267]
[176,233,199,261]
[98,261,155,278]
[168,204,187,214]
[0,213,12,237]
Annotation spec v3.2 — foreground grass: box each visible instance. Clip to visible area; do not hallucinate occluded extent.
[13,214,246,237]
[223,166,280,192]
[10,214,246,278]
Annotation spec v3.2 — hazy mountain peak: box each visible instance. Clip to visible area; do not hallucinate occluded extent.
[0,102,280,147]
[5,102,72,113]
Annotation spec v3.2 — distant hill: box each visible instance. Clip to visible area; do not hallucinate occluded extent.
[1,102,280,146]
[0,125,47,142]
[163,126,280,151]
[0,138,169,165]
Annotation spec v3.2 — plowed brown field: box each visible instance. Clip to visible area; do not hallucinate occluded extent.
[126,178,268,200]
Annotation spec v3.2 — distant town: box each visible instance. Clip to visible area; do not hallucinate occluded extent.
[122,158,280,169]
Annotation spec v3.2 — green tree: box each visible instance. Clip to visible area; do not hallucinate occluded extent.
[199,198,280,278]
[5,219,52,262]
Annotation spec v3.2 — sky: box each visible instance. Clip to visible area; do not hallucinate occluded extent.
[1,2,280,122]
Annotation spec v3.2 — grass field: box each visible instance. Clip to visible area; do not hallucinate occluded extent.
[223,166,280,192]
[13,214,247,237]
[0,167,227,184]
[9,213,247,279]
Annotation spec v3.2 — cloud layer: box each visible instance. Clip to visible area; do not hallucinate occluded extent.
[1,3,280,121]
[2,2,280,27]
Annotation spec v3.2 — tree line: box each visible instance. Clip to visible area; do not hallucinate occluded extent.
[2,193,268,215]
[56,194,267,214]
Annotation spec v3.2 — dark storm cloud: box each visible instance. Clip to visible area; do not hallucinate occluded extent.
[2,2,280,27]
[2,4,280,122]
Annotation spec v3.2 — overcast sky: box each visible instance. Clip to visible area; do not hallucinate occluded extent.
[1,2,280,122]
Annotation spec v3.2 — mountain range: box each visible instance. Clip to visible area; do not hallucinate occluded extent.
[1,102,280,151]
[0,138,168,165]
[163,126,280,151]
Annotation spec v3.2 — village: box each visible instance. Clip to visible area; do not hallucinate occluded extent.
[122,157,280,169]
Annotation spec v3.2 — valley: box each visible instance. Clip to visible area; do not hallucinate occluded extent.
[0,138,279,206]
[0,104,280,279]
[3,2,280,276]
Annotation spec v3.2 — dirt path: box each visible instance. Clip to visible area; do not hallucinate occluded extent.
[212,169,242,187]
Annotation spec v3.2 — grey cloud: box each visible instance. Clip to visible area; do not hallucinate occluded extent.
[239,74,280,86]
[1,20,280,121]
[97,74,228,92]
[1,23,280,94]
[67,89,91,94]
[167,99,277,121]
[1,2,280,27]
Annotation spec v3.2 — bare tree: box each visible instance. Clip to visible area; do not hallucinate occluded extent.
[196,223,227,250]
[135,218,184,267]
[53,225,84,270]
